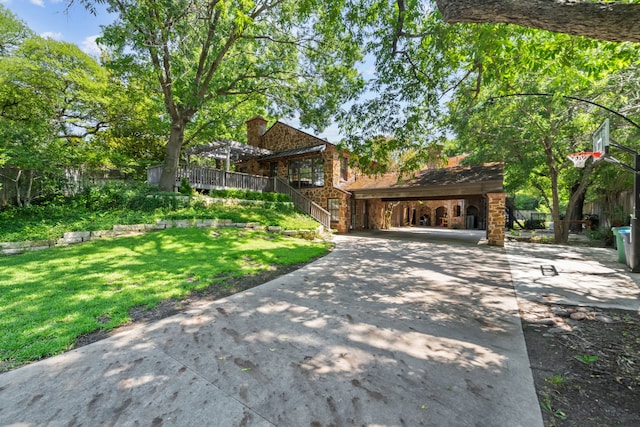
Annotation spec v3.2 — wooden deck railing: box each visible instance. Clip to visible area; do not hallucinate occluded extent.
[147,164,271,193]
[147,165,330,229]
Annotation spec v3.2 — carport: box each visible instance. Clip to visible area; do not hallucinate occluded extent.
[343,162,506,246]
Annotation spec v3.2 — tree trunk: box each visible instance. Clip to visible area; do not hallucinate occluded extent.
[158,121,187,192]
[551,188,567,243]
[570,183,586,233]
[14,169,22,207]
[24,169,34,207]
[434,0,640,43]
[384,201,400,229]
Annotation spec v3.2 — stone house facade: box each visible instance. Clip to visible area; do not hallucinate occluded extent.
[237,116,507,245]
[237,116,353,232]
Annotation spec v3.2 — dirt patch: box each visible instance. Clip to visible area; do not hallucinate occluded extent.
[519,299,640,427]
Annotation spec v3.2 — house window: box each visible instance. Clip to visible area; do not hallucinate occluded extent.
[328,198,339,222]
[454,205,462,217]
[288,157,324,188]
[340,156,348,180]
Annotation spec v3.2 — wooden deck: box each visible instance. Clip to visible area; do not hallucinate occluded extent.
[147,165,331,229]
[147,165,272,193]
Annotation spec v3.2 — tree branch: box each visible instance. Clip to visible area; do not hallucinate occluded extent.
[435,0,640,43]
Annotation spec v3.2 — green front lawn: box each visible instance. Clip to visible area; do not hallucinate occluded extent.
[0,227,331,371]
[0,183,321,243]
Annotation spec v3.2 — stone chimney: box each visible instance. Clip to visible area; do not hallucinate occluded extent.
[246,116,267,148]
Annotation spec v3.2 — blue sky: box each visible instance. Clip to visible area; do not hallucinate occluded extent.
[1,0,114,56]
[1,0,351,141]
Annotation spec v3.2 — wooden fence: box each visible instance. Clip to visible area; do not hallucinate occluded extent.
[147,165,331,229]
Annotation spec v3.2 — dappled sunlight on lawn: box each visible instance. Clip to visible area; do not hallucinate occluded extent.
[0,227,329,369]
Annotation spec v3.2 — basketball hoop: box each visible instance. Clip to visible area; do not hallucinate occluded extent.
[568,151,602,168]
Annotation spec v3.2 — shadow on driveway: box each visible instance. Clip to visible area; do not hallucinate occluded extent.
[0,229,543,426]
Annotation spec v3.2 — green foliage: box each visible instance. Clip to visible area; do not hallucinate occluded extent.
[208,189,291,202]
[545,374,566,386]
[574,354,599,365]
[0,7,153,204]
[514,194,539,210]
[540,394,567,420]
[336,4,640,245]
[0,183,318,242]
[178,178,193,196]
[586,228,608,241]
[0,227,331,370]
[0,5,33,55]
[91,0,364,190]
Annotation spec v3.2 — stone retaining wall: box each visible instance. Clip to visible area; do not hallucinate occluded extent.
[1,220,324,256]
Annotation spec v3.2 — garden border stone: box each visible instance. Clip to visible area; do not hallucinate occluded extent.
[1,220,325,256]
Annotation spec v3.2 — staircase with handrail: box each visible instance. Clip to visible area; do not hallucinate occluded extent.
[147,165,331,229]
[273,177,331,229]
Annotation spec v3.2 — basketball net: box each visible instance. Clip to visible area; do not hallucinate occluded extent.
[567,151,602,168]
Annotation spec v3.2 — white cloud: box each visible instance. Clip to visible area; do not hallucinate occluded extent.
[41,31,63,40]
[29,0,45,7]
[81,35,102,57]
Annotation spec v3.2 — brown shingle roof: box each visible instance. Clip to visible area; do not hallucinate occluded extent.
[343,162,503,191]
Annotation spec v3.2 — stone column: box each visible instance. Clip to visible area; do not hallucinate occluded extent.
[486,192,507,246]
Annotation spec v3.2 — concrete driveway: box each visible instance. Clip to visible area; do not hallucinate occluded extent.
[0,229,542,427]
[507,240,640,312]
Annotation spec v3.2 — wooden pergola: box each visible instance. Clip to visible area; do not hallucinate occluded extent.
[183,140,272,171]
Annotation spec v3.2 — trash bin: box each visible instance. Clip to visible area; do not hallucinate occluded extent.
[612,226,630,264]
[619,228,632,267]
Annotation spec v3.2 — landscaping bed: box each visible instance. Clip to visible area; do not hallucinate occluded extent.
[520,299,640,426]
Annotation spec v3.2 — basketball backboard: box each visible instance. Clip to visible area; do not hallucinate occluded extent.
[593,118,609,155]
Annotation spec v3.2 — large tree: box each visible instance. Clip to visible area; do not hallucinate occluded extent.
[446,26,640,242]
[82,0,362,191]
[0,6,114,205]
[340,3,640,242]
[434,0,640,42]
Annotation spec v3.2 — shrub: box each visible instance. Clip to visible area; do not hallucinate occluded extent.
[208,188,290,203]
[586,228,607,241]
[178,178,193,195]
[524,219,546,230]
[0,181,316,242]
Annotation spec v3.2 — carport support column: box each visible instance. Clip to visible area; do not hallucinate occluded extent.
[486,192,506,247]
